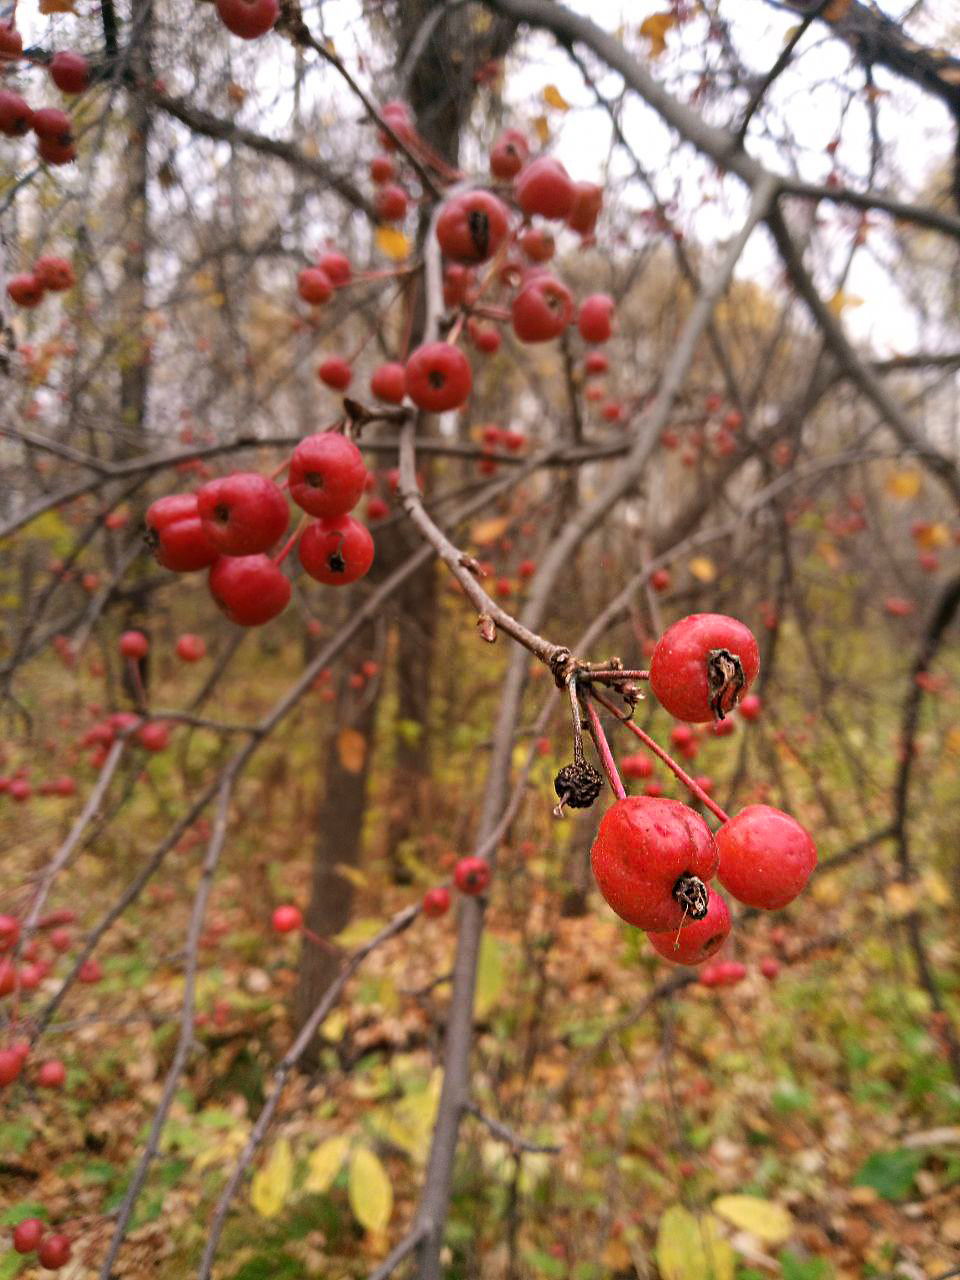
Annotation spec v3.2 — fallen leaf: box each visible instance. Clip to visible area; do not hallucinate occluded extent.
[304,1135,351,1194]
[657,1204,735,1280]
[542,84,571,111]
[374,227,410,262]
[712,1195,794,1246]
[338,728,366,774]
[250,1138,293,1218]
[689,556,716,583]
[348,1145,393,1233]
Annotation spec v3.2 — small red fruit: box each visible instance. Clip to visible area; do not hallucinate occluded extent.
[7,274,44,308]
[422,887,451,918]
[175,633,206,662]
[489,128,528,180]
[297,266,333,305]
[519,226,555,263]
[699,960,747,988]
[620,753,653,780]
[591,796,719,932]
[436,189,511,263]
[299,516,374,586]
[289,432,367,518]
[137,722,170,752]
[215,0,279,39]
[584,351,608,376]
[0,22,22,59]
[197,473,289,555]
[317,356,353,391]
[646,888,731,966]
[366,497,389,521]
[467,319,501,354]
[272,905,303,933]
[0,1047,23,1085]
[370,153,395,184]
[884,596,915,617]
[375,183,408,222]
[759,956,781,981]
[49,51,90,94]
[0,915,20,951]
[34,257,75,291]
[37,1233,72,1270]
[650,613,760,723]
[145,494,219,573]
[566,181,603,236]
[37,1059,66,1088]
[0,89,33,136]
[78,958,102,983]
[31,107,73,144]
[37,136,77,166]
[512,274,573,343]
[370,361,406,404]
[577,293,614,343]
[650,568,671,592]
[119,630,148,660]
[405,341,472,412]
[315,251,351,287]
[738,693,762,720]
[454,856,491,896]
[716,805,817,910]
[13,1218,45,1253]
[515,155,575,220]
[209,555,291,626]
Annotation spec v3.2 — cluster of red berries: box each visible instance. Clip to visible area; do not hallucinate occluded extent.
[659,393,744,467]
[0,22,87,165]
[6,253,75,309]
[145,431,374,628]
[591,615,817,967]
[0,909,100,1013]
[9,1217,72,1270]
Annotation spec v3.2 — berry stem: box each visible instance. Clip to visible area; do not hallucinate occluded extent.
[583,697,626,800]
[302,925,341,954]
[567,677,586,767]
[591,688,730,824]
[272,514,309,567]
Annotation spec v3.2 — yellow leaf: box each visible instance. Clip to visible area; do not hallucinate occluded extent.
[304,1135,351,1194]
[885,880,918,917]
[333,862,368,889]
[688,556,716,583]
[712,1195,794,1246]
[322,1009,348,1041]
[639,12,677,59]
[915,521,950,549]
[333,916,384,948]
[369,1070,442,1164]
[922,869,951,908]
[475,933,504,1019]
[946,726,960,755]
[817,539,842,570]
[886,468,922,500]
[782,24,801,43]
[375,227,410,262]
[657,1205,735,1280]
[471,516,509,547]
[532,115,550,144]
[471,8,493,33]
[250,1138,293,1218]
[542,84,571,111]
[348,1145,393,1233]
[338,728,367,774]
[827,289,863,317]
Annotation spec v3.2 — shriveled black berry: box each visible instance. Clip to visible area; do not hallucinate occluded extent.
[554,762,603,809]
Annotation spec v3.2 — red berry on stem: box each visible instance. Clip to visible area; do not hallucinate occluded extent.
[297,266,332,305]
[7,275,45,308]
[370,153,395,184]
[288,432,367,519]
[37,1059,66,1088]
[584,351,608,376]
[436,190,511,264]
[590,796,718,932]
[423,887,451,918]
[738,693,762,720]
[515,156,575,220]
[197,473,289,556]
[316,251,351,286]
[0,22,22,59]
[175,633,206,662]
[370,361,406,404]
[119,630,148,660]
[299,516,374,586]
[209,555,291,627]
[577,293,614,343]
[699,960,747,988]
[512,274,573,343]
[32,107,73,144]
[489,128,528,180]
[49,51,90,94]
[272,905,302,933]
[137,722,170,752]
[567,181,603,236]
[646,887,731,966]
[454,856,490,896]
[37,136,77,166]
[0,89,33,136]
[759,956,780,981]
[405,342,472,412]
[38,1233,72,1270]
[650,568,671,592]
[34,257,75,291]
[215,0,278,39]
[650,613,760,723]
[317,356,353,391]
[519,226,555,263]
[13,1218,45,1253]
[375,183,408,222]
[0,1048,23,1085]
[620,753,653,780]
[145,494,218,573]
[0,915,20,951]
[716,804,817,910]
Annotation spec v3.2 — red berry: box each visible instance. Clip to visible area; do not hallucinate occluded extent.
[37,1059,66,1088]
[759,956,780,981]
[0,22,22,59]
[317,356,352,391]
[646,888,731,966]
[620,754,653,780]
[584,351,608,376]
[34,256,75,291]
[454,856,490,896]
[215,0,278,38]
[518,558,536,579]
[288,433,367,518]
[37,136,76,166]
[366,497,389,521]
[0,915,20,951]
[567,181,603,236]
[693,775,713,796]
[670,724,696,750]
[716,805,817,910]
[405,342,472,412]
[643,781,664,797]
[38,1233,71,1270]
[442,264,474,308]
[197,473,289,555]
[119,630,148,660]
[272,905,302,933]
[78,958,102,983]
[650,568,671,592]
[378,100,415,151]
[31,107,73,144]
[9,779,31,802]
[175,633,206,662]
[515,156,575,220]
[0,1047,23,1084]
[375,183,408,222]
[436,190,511,263]
[370,361,406,404]
[512,274,573,343]
[711,717,736,738]
[738,693,762,721]
[13,1218,45,1253]
[489,128,528,180]
[137,722,170,752]
[7,274,44,308]
[591,796,719,932]
[370,153,395,184]
[145,494,218,572]
[422,887,451,918]
[299,516,374,586]
[467,319,502,354]
[0,88,33,136]
[650,613,760,723]
[577,293,614,343]
[209,555,291,626]
[723,409,743,431]
[315,251,351,286]
[49,51,90,94]
[884,596,915,617]
[297,267,333,305]
[519,226,555,262]
[699,960,747,988]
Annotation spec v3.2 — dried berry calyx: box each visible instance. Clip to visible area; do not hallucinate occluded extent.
[554,761,603,810]
[707,647,745,720]
[673,873,709,920]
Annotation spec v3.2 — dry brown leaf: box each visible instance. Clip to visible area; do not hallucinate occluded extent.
[337,728,367,774]
[639,12,677,58]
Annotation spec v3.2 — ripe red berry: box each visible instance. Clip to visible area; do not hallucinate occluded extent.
[119,630,148,660]
[272,905,302,933]
[0,915,20,952]
[175,633,206,662]
[209,555,291,627]
[215,0,278,39]
[489,128,528,179]
[515,156,575,220]
[716,804,817,910]
[454,856,491,896]
[37,1059,66,1088]
[884,596,915,617]
[145,494,219,573]
[591,796,718,932]
[442,264,475,308]
[670,724,696,750]
[0,88,33,136]
[584,351,608,376]
[49,51,90,94]
[378,100,415,151]
[375,183,408,222]
[137,722,170,752]
[646,888,731,966]
[7,274,44,308]
[567,181,603,236]
[405,342,472,412]
[316,251,351,287]
[78,958,102,983]
[577,293,614,343]
[0,22,22,59]
[436,189,511,263]
[650,568,671,592]
[34,256,75,291]
[299,516,374,586]
[422,887,451,918]
[197,473,289,555]
[699,960,747,988]
[511,274,573,343]
[370,361,406,404]
[31,107,73,144]
[13,1218,45,1253]
[317,356,353,391]
[297,266,332,305]
[738,693,762,721]
[37,1233,71,1270]
[518,558,536,579]
[621,753,653,780]
[366,497,389,521]
[0,1047,23,1084]
[650,613,760,723]
[759,956,780,981]
[37,136,76,166]
[370,153,395,184]
[288,433,367,518]
[467,318,502,354]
